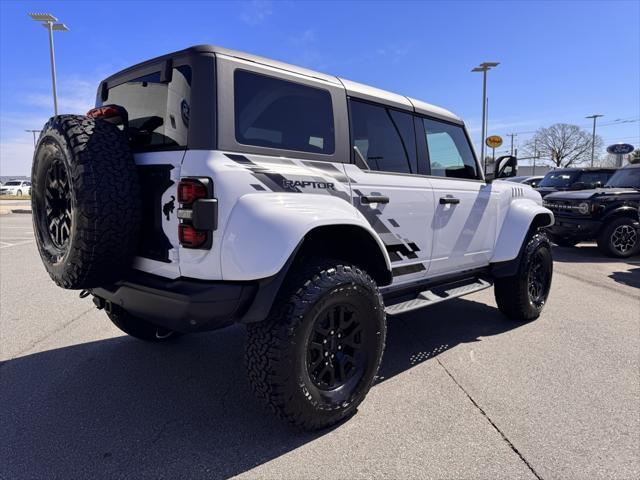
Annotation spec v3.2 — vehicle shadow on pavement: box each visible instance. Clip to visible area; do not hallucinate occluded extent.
[1,298,520,479]
[378,298,520,382]
[551,244,640,264]
[609,267,640,289]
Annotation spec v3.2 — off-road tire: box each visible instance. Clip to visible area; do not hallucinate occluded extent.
[548,234,578,248]
[494,232,553,322]
[245,260,386,431]
[107,306,182,342]
[597,217,639,258]
[31,115,140,289]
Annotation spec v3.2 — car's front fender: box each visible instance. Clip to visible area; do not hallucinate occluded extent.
[491,199,554,263]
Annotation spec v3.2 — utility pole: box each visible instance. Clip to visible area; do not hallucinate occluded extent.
[533,139,537,176]
[507,133,517,156]
[25,129,42,147]
[585,114,603,167]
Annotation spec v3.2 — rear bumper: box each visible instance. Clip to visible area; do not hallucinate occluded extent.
[92,271,258,333]
[546,216,601,240]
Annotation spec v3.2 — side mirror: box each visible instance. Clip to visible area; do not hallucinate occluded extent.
[494,155,518,180]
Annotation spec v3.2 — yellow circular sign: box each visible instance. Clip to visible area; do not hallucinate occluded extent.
[486,135,503,148]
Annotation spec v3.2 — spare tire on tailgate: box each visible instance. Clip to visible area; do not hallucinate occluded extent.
[31,115,141,289]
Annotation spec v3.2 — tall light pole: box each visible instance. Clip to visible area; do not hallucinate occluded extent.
[472,62,499,174]
[28,13,69,116]
[585,114,603,167]
[25,129,42,147]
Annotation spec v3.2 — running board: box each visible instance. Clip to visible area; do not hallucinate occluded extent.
[385,278,492,316]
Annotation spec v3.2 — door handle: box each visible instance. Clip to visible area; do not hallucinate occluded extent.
[361,195,390,205]
[439,196,460,205]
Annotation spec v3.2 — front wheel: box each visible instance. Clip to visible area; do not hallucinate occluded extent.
[597,217,639,258]
[494,233,553,322]
[245,260,386,431]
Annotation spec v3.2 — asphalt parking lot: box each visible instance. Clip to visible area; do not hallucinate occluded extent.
[1,213,638,479]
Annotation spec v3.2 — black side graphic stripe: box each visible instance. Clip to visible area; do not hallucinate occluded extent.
[392,263,426,277]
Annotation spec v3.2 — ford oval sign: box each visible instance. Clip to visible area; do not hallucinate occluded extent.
[606,143,634,155]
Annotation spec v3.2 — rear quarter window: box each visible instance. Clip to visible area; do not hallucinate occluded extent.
[234,70,335,155]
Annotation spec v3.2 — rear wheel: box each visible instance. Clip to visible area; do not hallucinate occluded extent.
[17,189,22,196]
[245,260,386,430]
[107,306,181,342]
[494,233,553,322]
[597,217,639,258]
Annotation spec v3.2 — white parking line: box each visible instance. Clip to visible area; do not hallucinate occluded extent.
[0,239,34,249]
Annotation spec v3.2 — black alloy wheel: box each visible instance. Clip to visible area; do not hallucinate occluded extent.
[527,249,551,308]
[307,303,367,393]
[611,224,637,255]
[44,159,73,251]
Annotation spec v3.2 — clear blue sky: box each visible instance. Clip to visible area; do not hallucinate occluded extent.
[1,0,638,175]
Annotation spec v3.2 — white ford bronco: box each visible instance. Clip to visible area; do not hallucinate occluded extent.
[31,45,554,430]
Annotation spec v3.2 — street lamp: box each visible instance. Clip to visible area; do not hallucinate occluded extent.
[585,114,604,167]
[28,13,69,116]
[25,129,42,147]
[472,62,500,175]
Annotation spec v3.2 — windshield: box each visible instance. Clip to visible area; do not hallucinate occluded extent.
[4,181,21,186]
[538,171,578,187]
[604,167,640,188]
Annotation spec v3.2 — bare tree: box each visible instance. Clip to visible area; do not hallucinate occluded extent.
[523,123,603,168]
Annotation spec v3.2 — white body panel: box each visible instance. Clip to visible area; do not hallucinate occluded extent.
[178,150,390,281]
[133,150,551,285]
[427,178,498,276]
[221,193,389,280]
[341,164,435,284]
[491,181,554,263]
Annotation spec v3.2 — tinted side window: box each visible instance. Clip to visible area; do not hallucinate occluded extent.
[350,100,417,174]
[579,172,611,187]
[423,118,478,179]
[234,70,334,155]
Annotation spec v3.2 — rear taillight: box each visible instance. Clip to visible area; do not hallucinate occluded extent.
[178,179,208,205]
[179,224,207,248]
[86,104,128,127]
[176,178,217,250]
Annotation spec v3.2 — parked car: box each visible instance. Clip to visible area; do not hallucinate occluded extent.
[505,175,544,188]
[0,180,31,196]
[30,45,554,430]
[544,163,640,257]
[536,168,616,198]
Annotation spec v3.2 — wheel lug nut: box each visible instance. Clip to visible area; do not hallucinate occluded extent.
[325,361,329,365]
[337,333,341,338]
[330,330,335,335]
[324,352,328,357]
[338,345,342,350]
[323,339,327,344]
[331,354,335,358]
